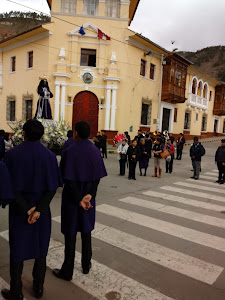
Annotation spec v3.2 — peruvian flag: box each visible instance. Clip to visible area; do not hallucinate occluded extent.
[98,29,110,40]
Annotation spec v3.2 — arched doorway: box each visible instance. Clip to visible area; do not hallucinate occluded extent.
[72,91,99,138]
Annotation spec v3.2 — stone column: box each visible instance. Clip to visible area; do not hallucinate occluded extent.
[110,87,117,130]
[60,83,66,121]
[54,82,60,121]
[105,87,111,130]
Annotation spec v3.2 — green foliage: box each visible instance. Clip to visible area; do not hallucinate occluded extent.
[218,70,225,82]
[0,11,50,22]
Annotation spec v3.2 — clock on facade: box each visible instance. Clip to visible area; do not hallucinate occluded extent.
[83,72,93,84]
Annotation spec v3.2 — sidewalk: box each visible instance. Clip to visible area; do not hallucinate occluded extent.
[107,136,224,154]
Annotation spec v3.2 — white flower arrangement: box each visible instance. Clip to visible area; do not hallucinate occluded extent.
[9,119,71,150]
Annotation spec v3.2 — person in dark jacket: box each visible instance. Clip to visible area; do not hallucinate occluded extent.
[127,139,139,180]
[169,133,175,144]
[152,138,164,178]
[144,133,152,159]
[101,131,107,158]
[134,130,144,145]
[139,139,149,176]
[176,133,185,160]
[190,137,205,180]
[215,139,225,184]
[0,130,5,161]
[93,131,102,150]
[124,131,131,145]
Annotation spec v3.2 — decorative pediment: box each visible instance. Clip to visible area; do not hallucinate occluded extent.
[68,22,110,40]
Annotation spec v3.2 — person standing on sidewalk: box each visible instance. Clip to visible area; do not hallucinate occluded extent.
[215,139,225,184]
[165,139,175,173]
[176,133,185,160]
[101,131,107,158]
[117,139,128,176]
[152,138,164,178]
[190,137,205,180]
[139,138,149,176]
[127,139,139,180]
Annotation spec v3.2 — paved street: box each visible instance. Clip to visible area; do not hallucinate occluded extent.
[1,140,225,300]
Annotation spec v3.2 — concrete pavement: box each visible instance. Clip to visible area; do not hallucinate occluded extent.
[0,140,225,299]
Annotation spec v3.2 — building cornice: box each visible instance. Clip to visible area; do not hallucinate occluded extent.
[53,72,71,78]
[0,31,51,53]
[125,37,163,58]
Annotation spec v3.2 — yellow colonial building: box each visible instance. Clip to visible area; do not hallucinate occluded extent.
[0,0,225,142]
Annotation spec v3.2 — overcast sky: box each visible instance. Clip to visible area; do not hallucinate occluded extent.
[1,0,225,52]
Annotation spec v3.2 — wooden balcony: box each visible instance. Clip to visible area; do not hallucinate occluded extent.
[162,83,186,104]
[213,102,225,116]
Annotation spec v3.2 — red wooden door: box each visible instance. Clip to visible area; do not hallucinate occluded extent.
[72,91,99,138]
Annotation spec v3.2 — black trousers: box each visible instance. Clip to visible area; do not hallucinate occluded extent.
[129,161,137,179]
[217,162,225,182]
[176,148,183,160]
[119,159,126,175]
[10,257,46,296]
[102,146,107,158]
[166,155,174,173]
[61,233,92,279]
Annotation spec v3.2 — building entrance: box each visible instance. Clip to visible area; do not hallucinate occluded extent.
[72,91,99,138]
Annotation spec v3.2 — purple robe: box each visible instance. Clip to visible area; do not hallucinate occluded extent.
[4,141,62,262]
[0,161,14,208]
[60,139,107,235]
[62,137,76,154]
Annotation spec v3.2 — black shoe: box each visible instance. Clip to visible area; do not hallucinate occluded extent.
[144,173,146,177]
[215,180,221,183]
[83,262,92,275]
[165,171,168,173]
[140,173,142,176]
[190,176,195,179]
[33,286,43,299]
[52,269,72,281]
[1,289,23,300]
[219,181,224,184]
[133,178,136,180]
[195,177,199,180]
[128,177,131,180]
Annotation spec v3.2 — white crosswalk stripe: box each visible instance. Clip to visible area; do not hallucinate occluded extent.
[200,175,219,181]
[96,204,225,253]
[52,217,223,285]
[205,172,218,176]
[185,179,224,187]
[142,190,225,212]
[119,196,225,229]
[0,229,174,300]
[174,182,225,194]
[161,186,225,203]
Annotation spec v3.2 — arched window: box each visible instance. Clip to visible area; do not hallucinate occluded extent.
[192,78,197,94]
[61,0,76,14]
[203,84,208,99]
[105,0,120,18]
[83,0,99,16]
[197,81,203,96]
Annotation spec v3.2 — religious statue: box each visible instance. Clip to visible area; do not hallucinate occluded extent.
[35,77,53,119]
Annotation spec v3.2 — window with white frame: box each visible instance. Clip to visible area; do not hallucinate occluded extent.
[27,51,33,69]
[150,63,156,80]
[7,97,16,121]
[184,111,191,130]
[105,0,120,18]
[61,0,76,14]
[11,56,16,72]
[83,0,99,15]
[201,115,207,132]
[140,59,146,76]
[141,103,151,125]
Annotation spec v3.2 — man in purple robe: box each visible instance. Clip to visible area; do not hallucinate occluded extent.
[1,119,62,300]
[53,121,107,281]
[0,161,14,208]
[62,130,75,154]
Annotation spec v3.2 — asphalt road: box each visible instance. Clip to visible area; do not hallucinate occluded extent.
[1,140,225,300]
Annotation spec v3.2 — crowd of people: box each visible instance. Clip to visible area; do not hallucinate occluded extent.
[0,122,225,300]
